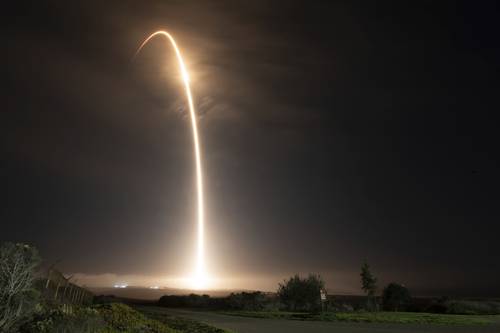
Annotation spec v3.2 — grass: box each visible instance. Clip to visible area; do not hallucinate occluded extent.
[22,303,179,333]
[135,305,233,333]
[95,303,178,333]
[221,310,496,326]
[322,311,493,325]
[444,300,500,315]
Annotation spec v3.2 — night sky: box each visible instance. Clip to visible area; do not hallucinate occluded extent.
[3,1,500,296]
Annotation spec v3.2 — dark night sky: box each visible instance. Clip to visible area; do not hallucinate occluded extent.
[3,1,500,296]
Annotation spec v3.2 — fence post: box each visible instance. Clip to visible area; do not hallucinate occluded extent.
[54,281,61,300]
[45,268,52,289]
[69,286,75,302]
[42,269,92,307]
[75,288,80,304]
[74,287,79,303]
[63,280,69,301]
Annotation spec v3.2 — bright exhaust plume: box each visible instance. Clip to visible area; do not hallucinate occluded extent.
[134,31,206,289]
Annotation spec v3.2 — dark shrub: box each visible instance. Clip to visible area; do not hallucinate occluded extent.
[158,293,211,308]
[444,300,500,315]
[96,303,174,332]
[382,283,411,311]
[425,302,448,314]
[93,294,119,304]
[277,274,325,312]
[158,295,187,308]
[20,307,104,333]
[227,292,267,310]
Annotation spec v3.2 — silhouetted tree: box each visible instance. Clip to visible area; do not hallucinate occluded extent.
[360,260,377,311]
[382,283,411,311]
[277,274,325,312]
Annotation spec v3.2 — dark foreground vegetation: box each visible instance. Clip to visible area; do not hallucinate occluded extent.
[0,242,230,333]
[22,303,179,333]
[134,306,228,333]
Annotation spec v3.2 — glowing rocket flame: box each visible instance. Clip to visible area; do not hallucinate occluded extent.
[134,31,206,288]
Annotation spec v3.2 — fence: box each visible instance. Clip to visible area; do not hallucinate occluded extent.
[38,267,93,306]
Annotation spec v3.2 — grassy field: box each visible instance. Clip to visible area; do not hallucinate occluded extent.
[221,310,497,325]
[135,305,234,333]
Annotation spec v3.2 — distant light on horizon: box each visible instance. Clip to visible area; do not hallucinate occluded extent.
[113,283,128,289]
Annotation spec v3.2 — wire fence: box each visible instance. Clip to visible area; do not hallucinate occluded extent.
[37,267,93,306]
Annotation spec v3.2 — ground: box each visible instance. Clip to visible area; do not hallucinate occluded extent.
[220,310,493,325]
[135,307,500,333]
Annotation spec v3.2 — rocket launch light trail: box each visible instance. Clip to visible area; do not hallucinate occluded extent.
[134,31,206,289]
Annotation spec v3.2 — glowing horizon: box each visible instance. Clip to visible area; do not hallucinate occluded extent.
[134,31,206,289]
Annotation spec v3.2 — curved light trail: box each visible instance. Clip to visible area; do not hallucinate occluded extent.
[134,31,205,288]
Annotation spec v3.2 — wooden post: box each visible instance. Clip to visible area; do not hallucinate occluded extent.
[63,280,69,301]
[54,281,61,300]
[76,288,82,304]
[45,269,52,289]
[63,275,73,303]
[75,289,80,304]
[69,286,75,302]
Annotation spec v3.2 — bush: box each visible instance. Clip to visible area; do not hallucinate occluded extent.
[424,302,448,314]
[158,294,211,308]
[382,283,411,311]
[0,242,41,332]
[330,302,354,312]
[20,306,104,333]
[444,300,500,315]
[21,303,181,333]
[158,292,271,311]
[93,294,119,304]
[96,303,175,332]
[227,292,267,311]
[277,274,325,312]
